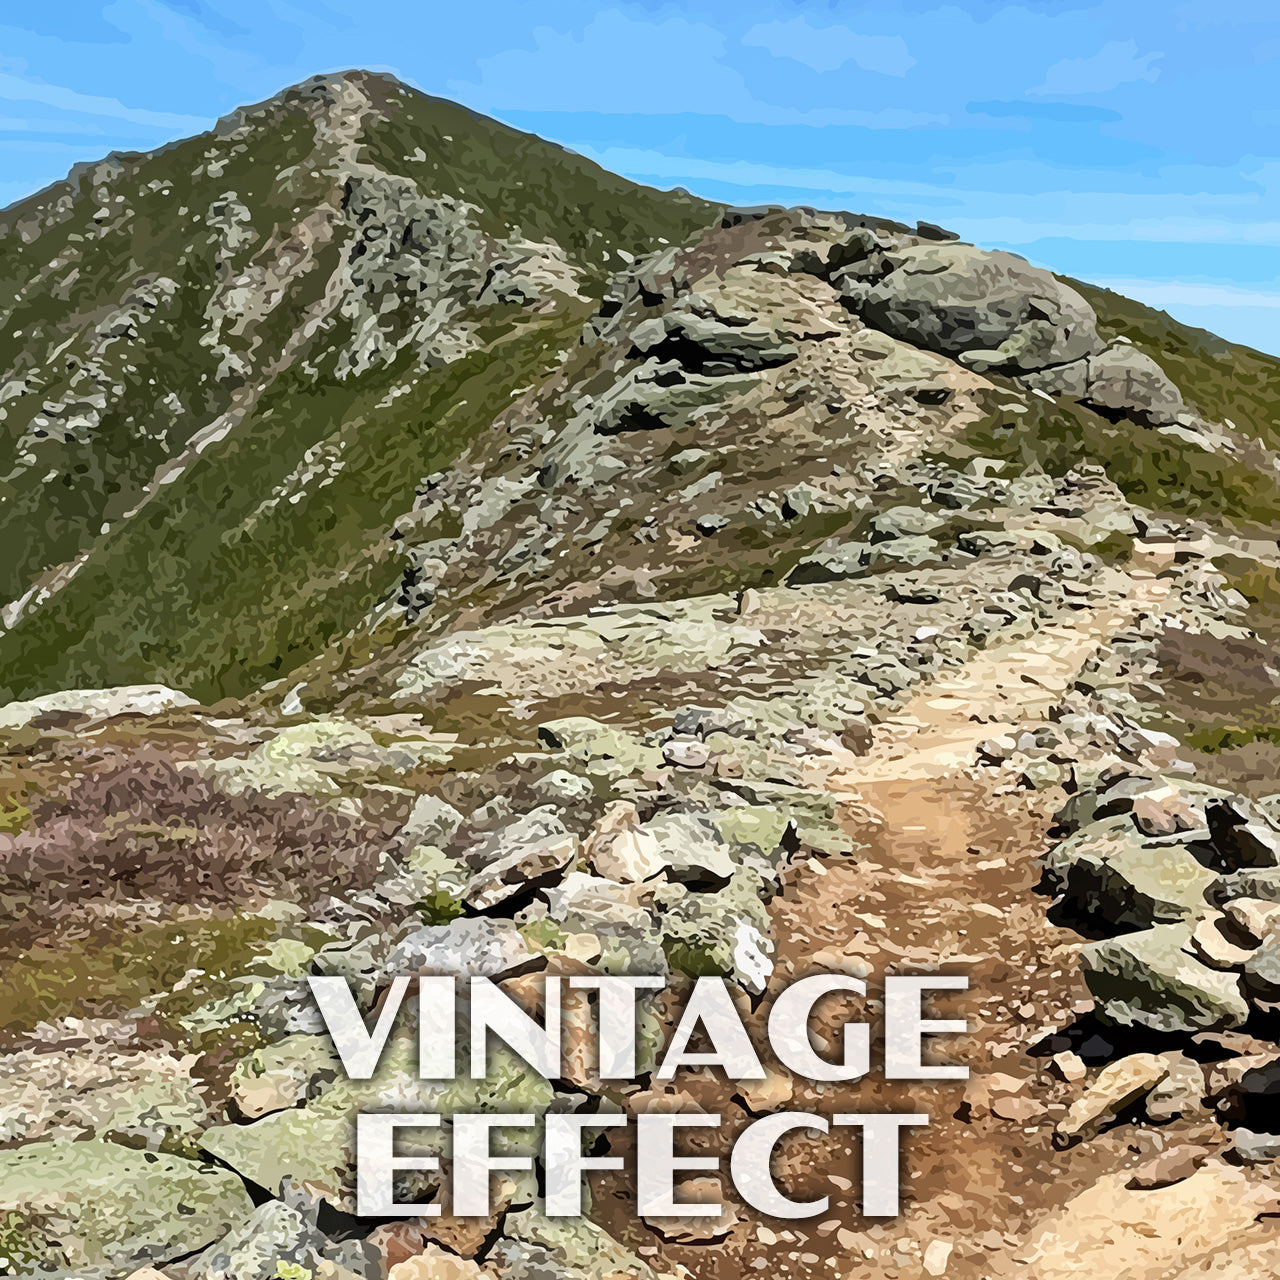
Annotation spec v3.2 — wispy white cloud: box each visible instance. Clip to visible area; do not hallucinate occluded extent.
[742,17,914,77]
[572,144,1280,249]
[1031,40,1162,97]
[0,72,205,131]
[450,12,938,130]
[1089,278,1280,310]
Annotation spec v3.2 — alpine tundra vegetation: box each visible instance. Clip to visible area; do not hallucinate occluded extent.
[5,69,1280,1280]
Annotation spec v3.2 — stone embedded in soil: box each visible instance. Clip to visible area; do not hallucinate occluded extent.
[1080,923,1251,1032]
[1125,1143,1207,1189]
[1144,1052,1208,1123]
[386,918,541,979]
[0,1138,254,1274]
[1041,817,1217,932]
[1054,1052,1169,1143]
[643,1176,739,1243]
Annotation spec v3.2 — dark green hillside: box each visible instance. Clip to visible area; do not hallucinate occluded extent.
[0,72,717,702]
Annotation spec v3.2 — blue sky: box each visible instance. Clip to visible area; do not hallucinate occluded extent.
[3,1,1279,353]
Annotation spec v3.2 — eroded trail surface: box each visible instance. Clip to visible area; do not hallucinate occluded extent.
[626,575,1280,1280]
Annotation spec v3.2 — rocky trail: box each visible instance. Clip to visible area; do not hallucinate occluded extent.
[7,68,1280,1280]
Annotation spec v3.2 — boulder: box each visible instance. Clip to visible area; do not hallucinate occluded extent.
[0,1139,253,1274]
[389,1246,486,1280]
[1041,817,1216,931]
[653,868,775,992]
[0,1035,207,1150]
[491,1207,670,1280]
[201,1034,553,1213]
[386,918,541,980]
[840,241,1103,373]
[1080,924,1250,1032]
[1084,343,1186,425]
[210,718,450,799]
[1242,938,1280,999]
[0,684,197,733]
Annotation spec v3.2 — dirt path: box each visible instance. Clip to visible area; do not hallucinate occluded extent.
[606,574,1280,1278]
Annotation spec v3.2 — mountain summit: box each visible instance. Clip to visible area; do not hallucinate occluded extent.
[5,71,1280,1280]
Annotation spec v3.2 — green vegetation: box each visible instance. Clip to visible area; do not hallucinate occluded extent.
[1076,280,1280,452]
[0,71,718,703]
[935,384,1280,533]
[361,77,717,280]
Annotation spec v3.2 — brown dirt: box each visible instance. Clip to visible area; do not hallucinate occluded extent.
[595,576,1280,1277]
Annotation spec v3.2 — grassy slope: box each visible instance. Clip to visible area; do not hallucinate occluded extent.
[931,283,1280,534]
[0,103,325,605]
[0,76,718,703]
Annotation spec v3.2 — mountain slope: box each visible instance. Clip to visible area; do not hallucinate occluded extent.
[0,71,714,702]
[7,72,1280,1280]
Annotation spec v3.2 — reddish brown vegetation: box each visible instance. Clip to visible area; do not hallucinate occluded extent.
[0,750,386,912]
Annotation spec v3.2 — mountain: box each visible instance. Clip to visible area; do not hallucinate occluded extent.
[5,70,1280,1280]
[0,70,713,703]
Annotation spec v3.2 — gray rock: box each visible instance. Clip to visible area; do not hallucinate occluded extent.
[190,1200,326,1280]
[1243,939,1280,999]
[640,811,737,887]
[841,241,1103,373]
[1041,816,1216,931]
[463,808,580,909]
[399,792,466,851]
[1211,867,1280,905]
[0,1139,253,1274]
[788,538,871,584]
[631,309,799,373]
[1232,1128,1280,1164]
[387,917,541,979]
[1080,923,1250,1032]
[1084,343,1186,425]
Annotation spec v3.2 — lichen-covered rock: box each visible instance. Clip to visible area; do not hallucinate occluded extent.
[230,1033,343,1119]
[1083,343,1186,424]
[201,1033,553,1213]
[840,241,1103,373]
[493,1206,673,1280]
[0,1139,253,1274]
[0,1030,207,1150]
[537,716,663,781]
[653,867,775,992]
[1080,923,1250,1032]
[462,808,580,909]
[386,917,540,979]
[210,717,451,799]
[1040,816,1216,931]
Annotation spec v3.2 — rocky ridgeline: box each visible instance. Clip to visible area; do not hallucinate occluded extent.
[5,76,1280,1280]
